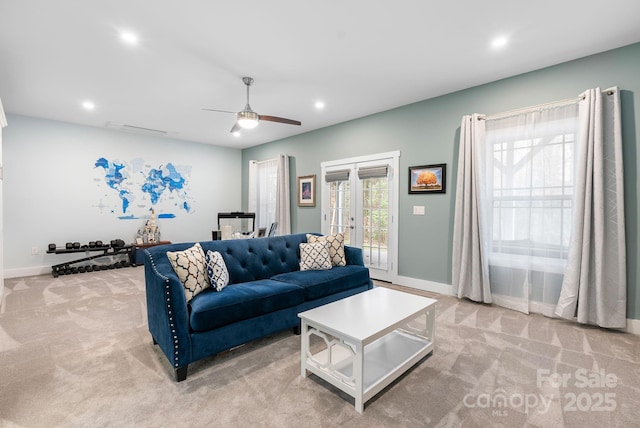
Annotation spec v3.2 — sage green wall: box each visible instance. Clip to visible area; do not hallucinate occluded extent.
[242,42,640,320]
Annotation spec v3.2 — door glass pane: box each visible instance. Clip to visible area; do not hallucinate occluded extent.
[361,177,388,269]
[329,180,350,245]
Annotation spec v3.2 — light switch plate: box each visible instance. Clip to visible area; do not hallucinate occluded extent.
[413,205,425,215]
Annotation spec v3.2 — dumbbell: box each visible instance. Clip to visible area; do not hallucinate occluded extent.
[110,239,125,248]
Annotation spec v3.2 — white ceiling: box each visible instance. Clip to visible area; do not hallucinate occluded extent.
[1,1,640,149]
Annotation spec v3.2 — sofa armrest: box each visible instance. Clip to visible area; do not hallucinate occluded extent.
[344,245,365,266]
[143,249,192,371]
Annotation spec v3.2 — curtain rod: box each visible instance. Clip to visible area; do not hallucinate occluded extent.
[480,89,616,121]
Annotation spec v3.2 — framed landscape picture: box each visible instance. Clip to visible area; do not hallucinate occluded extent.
[297,175,316,207]
[409,164,446,194]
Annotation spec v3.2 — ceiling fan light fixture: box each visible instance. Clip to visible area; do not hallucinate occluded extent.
[237,109,259,129]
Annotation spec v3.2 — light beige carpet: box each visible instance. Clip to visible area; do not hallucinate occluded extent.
[1,268,639,427]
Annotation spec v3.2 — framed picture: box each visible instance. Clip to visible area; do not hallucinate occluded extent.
[297,175,316,207]
[409,164,446,194]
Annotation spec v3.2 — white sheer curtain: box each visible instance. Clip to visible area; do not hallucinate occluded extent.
[555,88,626,328]
[452,113,492,303]
[248,154,290,235]
[483,102,579,316]
[452,88,626,327]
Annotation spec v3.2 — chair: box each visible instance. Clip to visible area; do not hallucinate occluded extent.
[267,222,278,237]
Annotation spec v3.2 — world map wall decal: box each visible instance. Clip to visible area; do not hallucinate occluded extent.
[94,157,195,219]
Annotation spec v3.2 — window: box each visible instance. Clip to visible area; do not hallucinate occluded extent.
[328,178,351,243]
[248,158,279,229]
[488,125,576,262]
[485,106,579,268]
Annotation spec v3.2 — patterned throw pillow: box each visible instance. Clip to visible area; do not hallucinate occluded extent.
[205,250,230,292]
[299,242,332,271]
[307,233,346,266]
[167,243,210,302]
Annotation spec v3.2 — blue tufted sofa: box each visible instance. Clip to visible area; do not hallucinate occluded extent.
[143,233,373,381]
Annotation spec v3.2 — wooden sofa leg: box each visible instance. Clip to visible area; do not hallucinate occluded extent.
[292,324,301,335]
[175,366,188,382]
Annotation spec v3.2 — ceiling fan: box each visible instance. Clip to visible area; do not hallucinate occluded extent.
[203,77,302,133]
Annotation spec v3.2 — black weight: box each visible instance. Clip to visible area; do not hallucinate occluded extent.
[48,243,56,251]
[78,266,86,273]
[89,241,96,248]
[96,240,103,247]
[66,242,73,249]
[110,239,125,248]
[72,242,81,249]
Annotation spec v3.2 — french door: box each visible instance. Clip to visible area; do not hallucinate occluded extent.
[320,152,399,282]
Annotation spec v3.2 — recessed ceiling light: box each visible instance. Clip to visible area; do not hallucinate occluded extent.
[82,101,95,111]
[315,101,325,110]
[491,36,508,49]
[120,31,139,45]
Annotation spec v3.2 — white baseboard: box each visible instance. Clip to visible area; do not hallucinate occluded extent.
[626,318,640,335]
[393,275,639,336]
[394,275,455,296]
[4,265,51,279]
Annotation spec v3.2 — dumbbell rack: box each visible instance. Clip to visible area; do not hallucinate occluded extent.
[47,245,135,277]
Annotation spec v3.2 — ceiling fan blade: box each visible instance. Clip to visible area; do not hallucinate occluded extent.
[259,115,301,126]
[203,108,235,114]
[230,122,241,133]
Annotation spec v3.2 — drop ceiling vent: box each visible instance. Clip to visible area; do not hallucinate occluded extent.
[105,121,173,137]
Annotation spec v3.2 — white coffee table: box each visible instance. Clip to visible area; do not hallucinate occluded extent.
[298,287,436,413]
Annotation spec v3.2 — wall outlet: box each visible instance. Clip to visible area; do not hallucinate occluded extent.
[31,246,39,255]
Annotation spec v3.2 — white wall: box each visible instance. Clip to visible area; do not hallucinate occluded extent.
[3,115,242,277]
[0,99,7,295]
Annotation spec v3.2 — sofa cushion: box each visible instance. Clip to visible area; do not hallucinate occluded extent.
[199,234,308,283]
[167,243,210,302]
[189,279,305,332]
[299,242,332,271]
[307,233,346,266]
[271,265,370,301]
[205,250,230,291]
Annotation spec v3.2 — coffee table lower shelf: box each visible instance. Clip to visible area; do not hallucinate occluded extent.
[302,328,433,413]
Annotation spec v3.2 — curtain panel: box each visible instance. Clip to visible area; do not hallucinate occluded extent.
[554,88,626,328]
[453,88,626,328]
[248,155,291,236]
[452,113,492,303]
